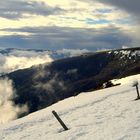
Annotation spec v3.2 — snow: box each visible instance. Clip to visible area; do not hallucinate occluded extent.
[131,51,140,56]
[0,75,140,140]
[112,74,140,85]
[108,49,140,60]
